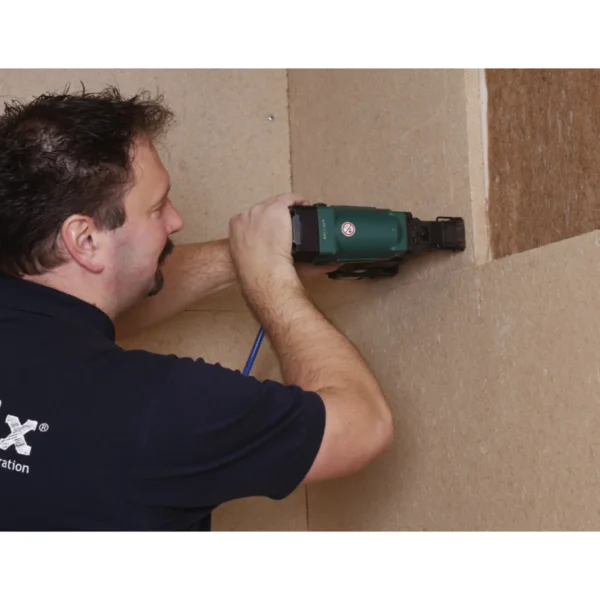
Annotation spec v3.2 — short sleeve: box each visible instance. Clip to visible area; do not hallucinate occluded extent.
[134,356,326,509]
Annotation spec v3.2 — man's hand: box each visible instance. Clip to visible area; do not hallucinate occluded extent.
[229,193,338,285]
[228,193,310,290]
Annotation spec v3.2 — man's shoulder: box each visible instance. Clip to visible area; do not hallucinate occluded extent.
[107,346,204,385]
[105,347,252,402]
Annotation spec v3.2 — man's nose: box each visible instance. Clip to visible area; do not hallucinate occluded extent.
[167,201,184,234]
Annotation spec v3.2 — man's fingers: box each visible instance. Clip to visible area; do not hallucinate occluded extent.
[270,193,310,209]
[238,194,314,223]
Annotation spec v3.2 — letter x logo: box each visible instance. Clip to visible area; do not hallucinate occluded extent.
[0,401,38,456]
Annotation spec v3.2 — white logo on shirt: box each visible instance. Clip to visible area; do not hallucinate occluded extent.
[0,400,41,456]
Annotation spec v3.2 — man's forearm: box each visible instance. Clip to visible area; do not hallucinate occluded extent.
[244,268,382,399]
[115,239,235,340]
[239,266,393,480]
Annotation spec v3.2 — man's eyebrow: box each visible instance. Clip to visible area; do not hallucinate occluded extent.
[153,184,171,207]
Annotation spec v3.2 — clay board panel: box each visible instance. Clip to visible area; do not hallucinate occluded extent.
[287,68,476,310]
[307,231,600,530]
[0,69,291,312]
[486,69,600,260]
[119,310,307,531]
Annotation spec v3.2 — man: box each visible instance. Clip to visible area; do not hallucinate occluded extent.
[0,85,393,531]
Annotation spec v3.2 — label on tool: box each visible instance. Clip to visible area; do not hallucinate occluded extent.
[341,222,356,237]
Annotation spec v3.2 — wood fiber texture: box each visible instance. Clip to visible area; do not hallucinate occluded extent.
[309,231,600,530]
[486,69,600,259]
[290,69,600,531]
[0,69,291,244]
[287,69,475,309]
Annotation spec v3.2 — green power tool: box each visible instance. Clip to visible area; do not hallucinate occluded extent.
[243,202,467,376]
[290,203,466,279]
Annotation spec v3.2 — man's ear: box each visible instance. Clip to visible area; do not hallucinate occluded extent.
[60,215,105,274]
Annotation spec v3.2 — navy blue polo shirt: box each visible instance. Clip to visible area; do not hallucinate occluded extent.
[0,276,326,530]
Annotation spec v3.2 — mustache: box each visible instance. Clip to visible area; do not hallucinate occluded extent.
[159,238,175,264]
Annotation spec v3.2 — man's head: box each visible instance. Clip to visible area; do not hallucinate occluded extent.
[0,84,184,315]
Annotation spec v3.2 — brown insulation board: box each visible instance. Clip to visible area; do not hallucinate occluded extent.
[486,69,600,259]
[288,69,477,310]
[307,230,600,530]
[0,69,291,241]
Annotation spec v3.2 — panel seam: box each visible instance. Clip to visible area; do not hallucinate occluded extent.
[286,69,295,194]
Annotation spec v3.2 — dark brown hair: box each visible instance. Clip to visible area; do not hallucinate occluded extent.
[0,84,174,277]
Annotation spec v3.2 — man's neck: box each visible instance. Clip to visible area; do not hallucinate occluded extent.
[22,269,117,320]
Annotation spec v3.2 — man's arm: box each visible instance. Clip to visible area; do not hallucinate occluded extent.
[114,235,335,340]
[229,193,394,483]
[114,239,235,340]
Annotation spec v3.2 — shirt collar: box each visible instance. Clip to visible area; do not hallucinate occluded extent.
[0,276,115,341]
